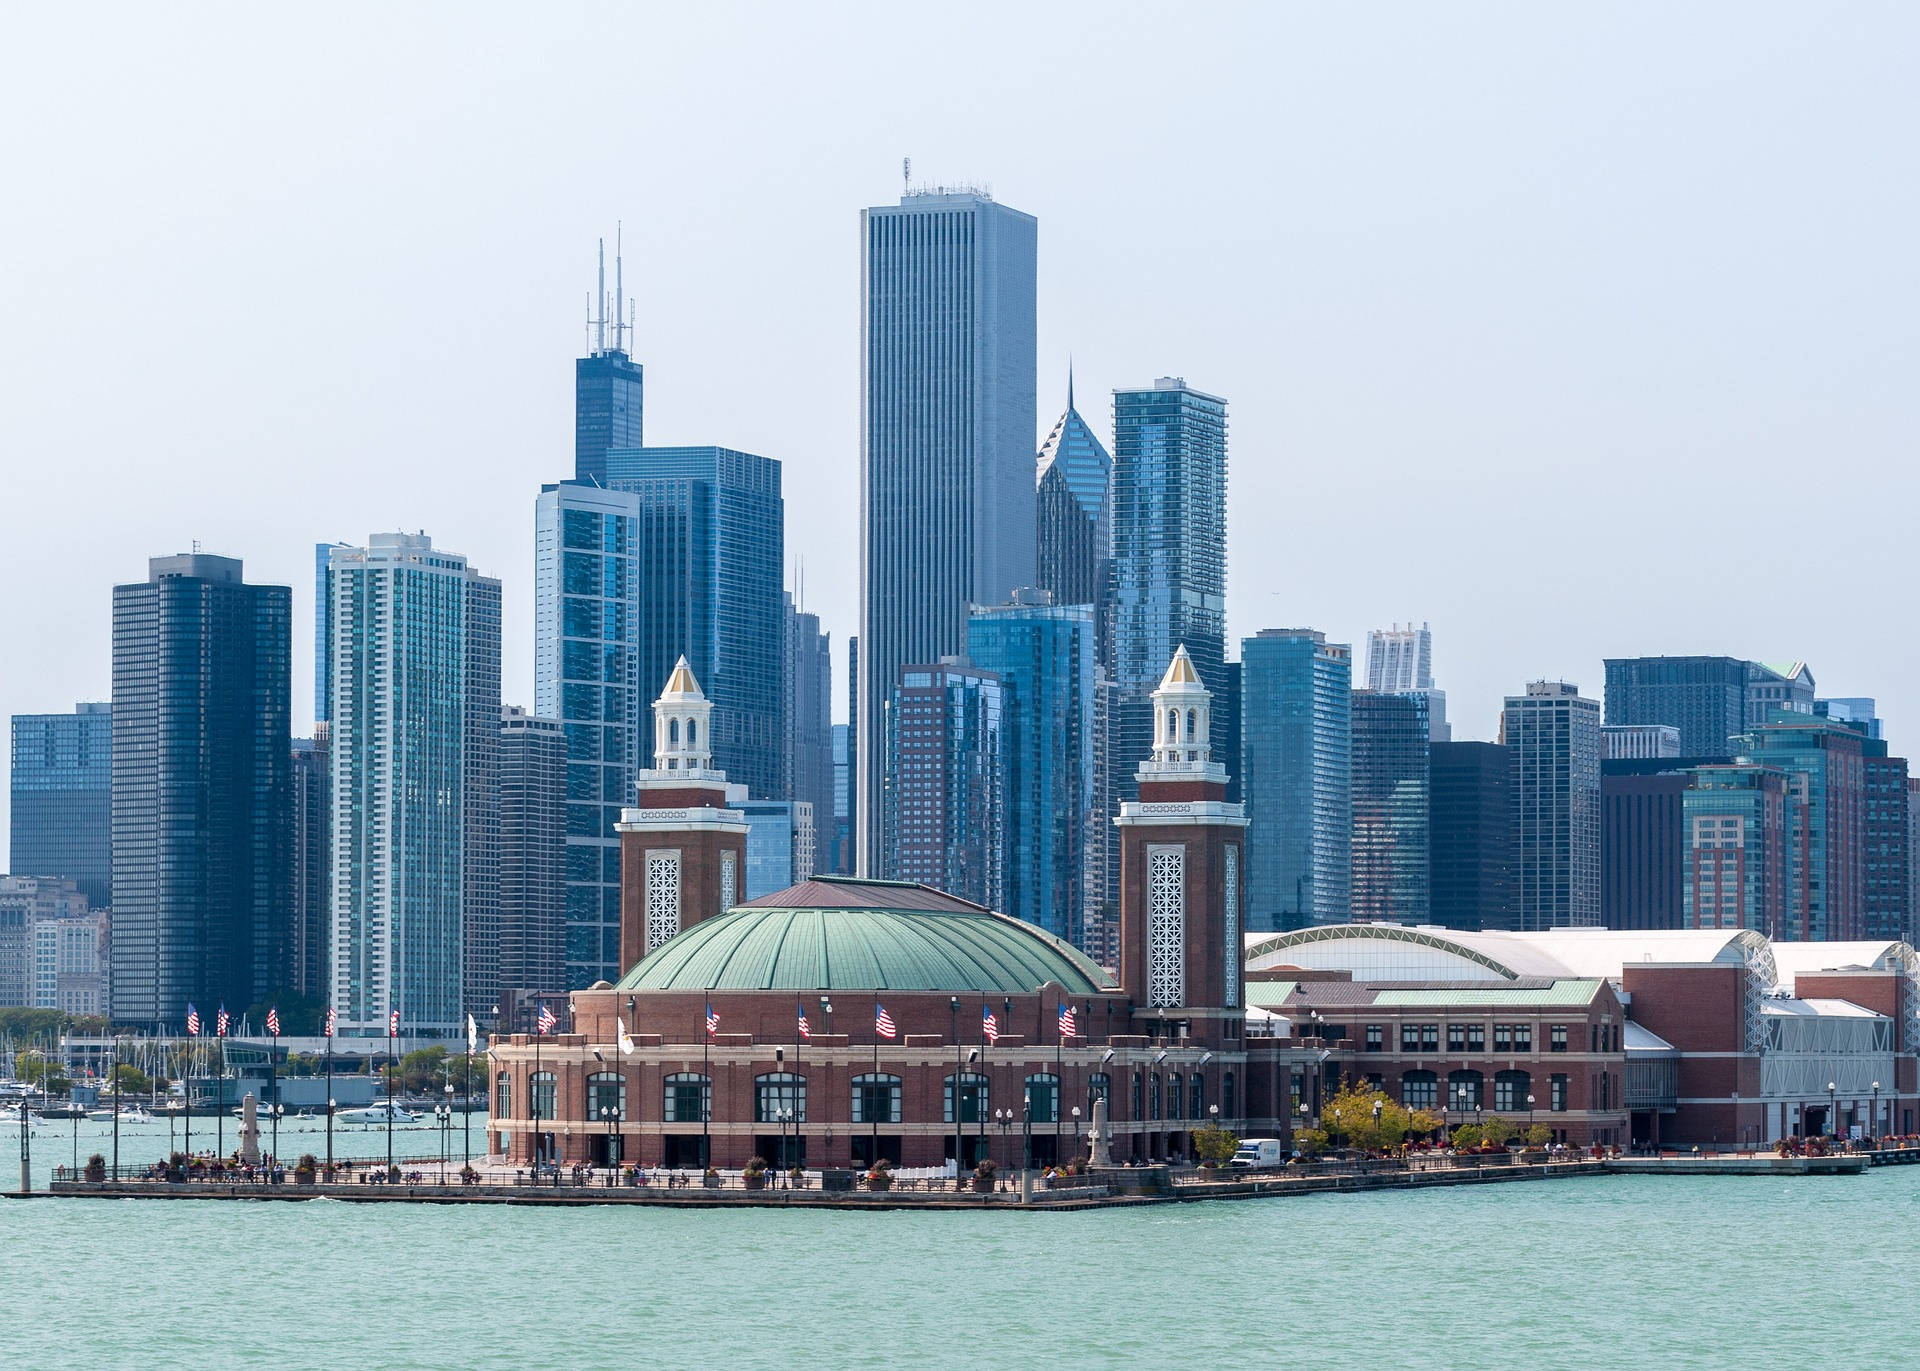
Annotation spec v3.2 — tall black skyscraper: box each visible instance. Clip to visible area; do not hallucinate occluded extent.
[499,706,567,1010]
[111,554,291,1027]
[288,729,330,1005]
[1429,741,1516,931]
[574,234,644,486]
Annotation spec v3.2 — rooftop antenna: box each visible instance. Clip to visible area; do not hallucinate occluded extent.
[902,156,911,194]
[615,221,625,355]
[595,236,606,355]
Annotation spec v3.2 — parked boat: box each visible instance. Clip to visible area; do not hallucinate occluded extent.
[336,1102,419,1126]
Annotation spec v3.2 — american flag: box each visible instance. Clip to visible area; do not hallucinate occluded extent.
[388,1007,400,1037]
[537,1003,558,1034]
[982,1003,999,1044]
[797,1002,811,1040]
[216,1005,229,1038]
[323,1006,336,1037]
[704,1001,719,1037]
[185,1003,201,1037]
[874,1002,896,1040]
[1058,1002,1077,1038]
[266,1007,280,1036]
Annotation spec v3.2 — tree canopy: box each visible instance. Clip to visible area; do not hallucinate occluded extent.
[1317,1078,1444,1151]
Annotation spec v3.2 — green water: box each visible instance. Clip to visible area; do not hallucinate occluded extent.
[7,1122,1913,1369]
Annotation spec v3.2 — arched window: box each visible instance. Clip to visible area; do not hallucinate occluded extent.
[1185,709,1197,740]
[494,1071,511,1119]
[662,1072,709,1122]
[1025,1074,1059,1124]
[1132,1072,1144,1122]
[1167,1072,1184,1120]
[687,719,697,746]
[1447,1068,1483,1111]
[668,718,679,744]
[1149,1073,1161,1121]
[1189,1072,1205,1121]
[587,1071,625,1122]
[1167,709,1179,740]
[1401,1070,1438,1111]
[1493,1069,1531,1114]
[945,1072,989,1124]
[754,1072,807,1123]
[854,1073,902,1124]
[529,1071,556,1121]
[1222,1070,1236,1120]
[1088,1072,1111,1105]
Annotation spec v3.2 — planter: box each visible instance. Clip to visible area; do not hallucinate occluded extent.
[743,1173,767,1191]
[702,1175,722,1189]
[294,1172,316,1187]
[972,1176,993,1193]
[868,1176,893,1192]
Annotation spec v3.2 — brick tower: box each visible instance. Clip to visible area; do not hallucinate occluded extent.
[616,657,749,976]
[1116,645,1249,1047]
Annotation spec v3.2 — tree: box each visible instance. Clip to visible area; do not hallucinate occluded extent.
[1450,1124,1482,1150]
[107,1064,152,1097]
[15,1050,70,1095]
[1524,1123,1551,1148]
[1317,1077,1439,1152]
[1480,1114,1516,1147]
[1294,1127,1329,1158]
[1192,1124,1241,1165]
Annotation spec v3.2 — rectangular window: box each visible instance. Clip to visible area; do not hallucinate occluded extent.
[1448,1024,1466,1052]
[1365,1025,1383,1053]
[1591,1024,1599,1053]
[1467,1025,1485,1052]
[1420,1024,1438,1052]
[1402,1024,1420,1051]
[1514,1024,1532,1052]
[1550,1025,1568,1053]
[1550,1074,1568,1112]
[1494,1025,1512,1051]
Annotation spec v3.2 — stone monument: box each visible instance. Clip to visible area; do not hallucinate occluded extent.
[239,1092,261,1165]
[1088,1094,1113,1168]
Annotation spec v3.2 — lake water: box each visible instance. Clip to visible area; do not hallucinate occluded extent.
[7,1118,1914,1369]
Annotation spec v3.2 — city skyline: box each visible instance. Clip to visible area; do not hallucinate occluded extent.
[5,7,1920,876]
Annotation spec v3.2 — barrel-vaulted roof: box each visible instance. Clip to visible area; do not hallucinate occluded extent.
[615,877,1118,996]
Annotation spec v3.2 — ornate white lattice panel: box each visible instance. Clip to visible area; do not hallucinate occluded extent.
[1148,845,1185,1009]
[720,851,737,914]
[1223,845,1240,1008]
[646,850,682,952]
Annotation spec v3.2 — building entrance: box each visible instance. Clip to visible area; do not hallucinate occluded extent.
[754,1134,807,1170]
[591,1134,624,1168]
[849,1135,901,1167]
[664,1135,707,1168]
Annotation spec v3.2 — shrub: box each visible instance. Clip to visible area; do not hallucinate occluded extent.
[1192,1125,1241,1165]
[1450,1124,1483,1151]
[83,1153,107,1182]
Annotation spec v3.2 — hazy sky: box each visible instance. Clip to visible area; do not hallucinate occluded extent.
[3,4,1917,869]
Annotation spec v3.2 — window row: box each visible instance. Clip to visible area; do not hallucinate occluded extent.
[1396,1069,1572,1113]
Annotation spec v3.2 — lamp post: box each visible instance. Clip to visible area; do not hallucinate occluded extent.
[1828,1081,1838,1140]
[994,1108,1013,1171]
[1527,1093,1537,1148]
[1073,1106,1084,1165]
[818,996,834,1167]
[969,1049,983,1167]
[326,1098,336,1174]
[1022,1100,1032,1174]
[17,1086,29,1195]
[950,996,962,1177]
[111,1033,122,1178]
[1872,1081,1882,1145]
[598,1105,616,1185]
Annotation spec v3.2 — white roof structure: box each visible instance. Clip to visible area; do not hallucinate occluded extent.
[1243,924,1776,987]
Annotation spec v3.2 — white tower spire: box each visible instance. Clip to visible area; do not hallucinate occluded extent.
[651,655,716,775]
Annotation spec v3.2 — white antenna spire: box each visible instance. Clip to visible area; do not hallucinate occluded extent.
[595,237,606,354]
[902,156,911,194]
[615,221,624,354]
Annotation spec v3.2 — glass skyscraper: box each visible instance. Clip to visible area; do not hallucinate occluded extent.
[535,482,643,989]
[499,705,568,1005]
[10,702,112,908]
[884,663,1005,910]
[1034,375,1113,623]
[1501,681,1603,930]
[1239,629,1351,931]
[1743,716,1866,941]
[604,445,786,803]
[1350,689,1431,924]
[574,237,643,486]
[858,189,1037,876]
[111,554,291,1028]
[327,534,500,1038]
[967,597,1096,945]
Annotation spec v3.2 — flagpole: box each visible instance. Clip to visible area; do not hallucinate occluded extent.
[533,1023,542,1170]
[270,1016,279,1176]
[1056,1006,1065,1159]
[324,1018,333,1173]
[794,1004,802,1174]
[215,1018,225,1161]
[870,1008,878,1167]
[464,1013,472,1175]
[183,1017,190,1168]
[386,1013,395,1179]
[701,1011,710,1171]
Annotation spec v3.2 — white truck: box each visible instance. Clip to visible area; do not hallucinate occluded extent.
[1230,1137,1286,1168]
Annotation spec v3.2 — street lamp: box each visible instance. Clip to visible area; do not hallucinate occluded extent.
[1527,1093,1537,1147]
[1072,1106,1083,1165]
[994,1108,1013,1172]
[598,1104,618,1186]
[818,997,835,1166]
[1022,1100,1032,1173]
[437,1103,454,1184]
[1872,1081,1882,1145]
[1828,1081,1838,1140]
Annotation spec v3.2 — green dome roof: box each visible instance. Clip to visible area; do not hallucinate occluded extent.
[615,878,1117,996]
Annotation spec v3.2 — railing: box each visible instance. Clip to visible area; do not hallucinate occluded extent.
[48,1159,986,1195]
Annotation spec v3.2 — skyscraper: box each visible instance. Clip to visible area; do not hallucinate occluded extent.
[1682,763,1789,935]
[1111,378,1228,697]
[857,187,1037,875]
[1239,629,1351,931]
[327,534,500,1038]
[534,482,643,989]
[288,730,329,1004]
[10,702,112,908]
[111,554,291,1027]
[1500,681,1602,930]
[828,723,853,875]
[574,235,643,486]
[1364,623,1450,741]
[605,445,785,801]
[967,595,1097,945]
[783,592,834,835]
[1603,656,1747,759]
[499,705,567,1012]
[1350,690,1430,924]
[1428,741,1516,931]
[1034,374,1113,624]
[884,662,1005,909]
[1743,716,1865,941]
